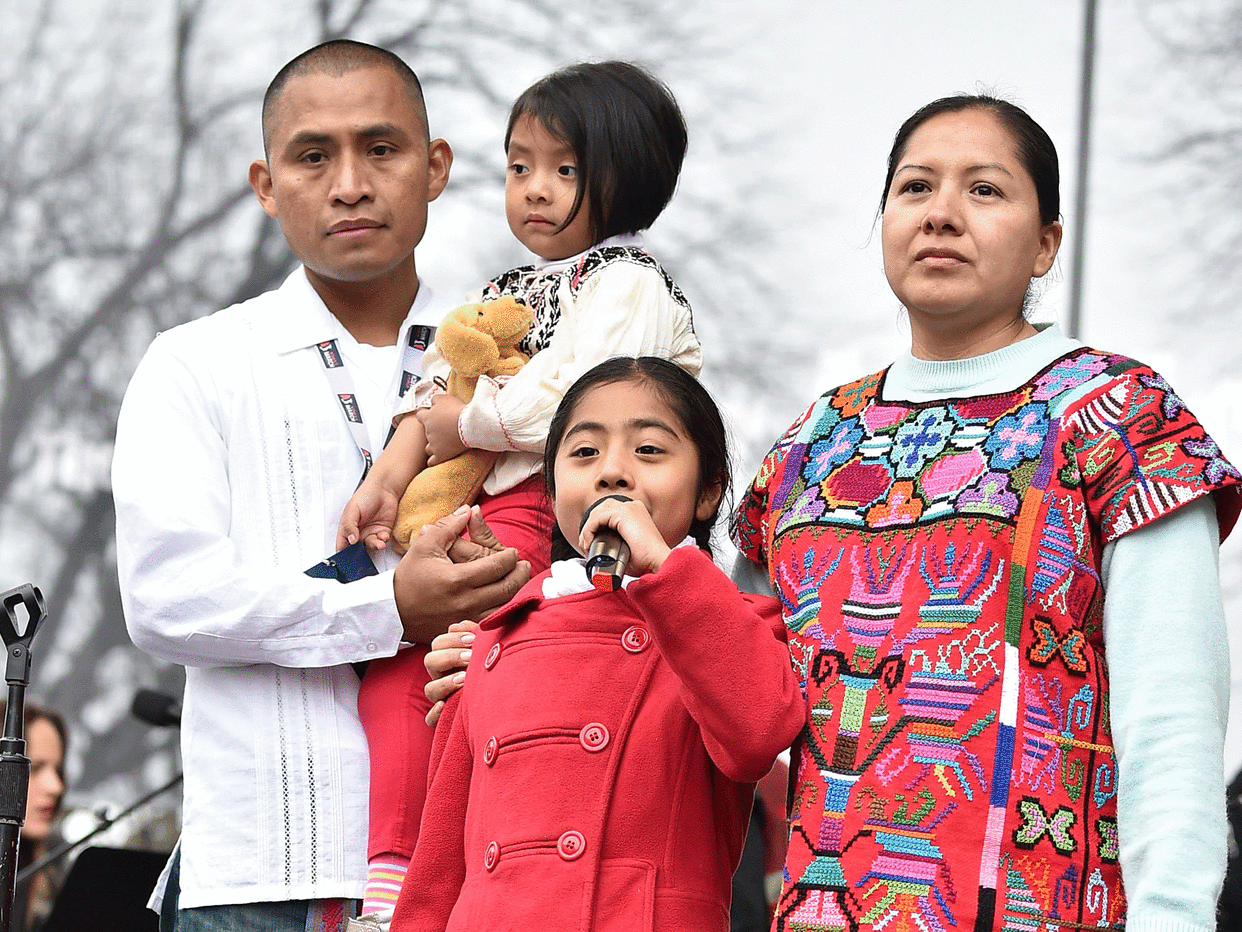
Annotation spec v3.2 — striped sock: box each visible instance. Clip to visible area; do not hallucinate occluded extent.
[362,854,410,915]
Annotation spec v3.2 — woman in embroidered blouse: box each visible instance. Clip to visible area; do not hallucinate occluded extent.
[732,95,1241,932]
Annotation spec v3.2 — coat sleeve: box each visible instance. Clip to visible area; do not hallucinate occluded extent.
[392,690,472,932]
[457,262,703,454]
[113,329,404,669]
[627,546,804,783]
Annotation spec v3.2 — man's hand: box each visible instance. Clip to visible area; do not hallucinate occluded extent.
[393,505,530,644]
[446,506,507,562]
[416,394,467,465]
[423,620,478,726]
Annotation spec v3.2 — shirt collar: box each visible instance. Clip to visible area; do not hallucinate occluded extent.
[530,232,645,274]
[260,267,439,355]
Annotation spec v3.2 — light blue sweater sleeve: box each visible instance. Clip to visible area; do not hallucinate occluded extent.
[1103,495,1228,932]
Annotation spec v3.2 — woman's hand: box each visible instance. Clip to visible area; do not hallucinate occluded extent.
[416,395,467,465]
[420,507,525,726]
[424,620,478,726]
[577,496,672,577]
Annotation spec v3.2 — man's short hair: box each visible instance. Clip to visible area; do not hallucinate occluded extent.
[262,39,430,156]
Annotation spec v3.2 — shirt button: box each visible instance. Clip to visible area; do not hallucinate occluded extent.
[484,643,502,669]
[483,736,498,766]
[579,723,610,752]
[621,625,650,653]
[484,841,500,871]
[557,830,586,861]
[365,642,379,653]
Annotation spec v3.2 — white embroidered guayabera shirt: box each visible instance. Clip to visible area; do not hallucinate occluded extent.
[114,268,448,908]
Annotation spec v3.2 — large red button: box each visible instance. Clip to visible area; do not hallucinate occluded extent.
[483,736,498,766]
[484,841,499,871]
[484,643,502,669]
[557,830,586,861]
[621,625,650,653]
[579,723,610,752]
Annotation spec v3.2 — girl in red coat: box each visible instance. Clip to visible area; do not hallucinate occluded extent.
[390,357,805,931]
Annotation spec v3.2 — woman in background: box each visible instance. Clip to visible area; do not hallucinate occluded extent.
[9,703,68,932]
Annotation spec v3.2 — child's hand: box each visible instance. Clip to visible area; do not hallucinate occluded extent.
[337,482,400,552]
[577,496,673,577]
[416,395,468,465]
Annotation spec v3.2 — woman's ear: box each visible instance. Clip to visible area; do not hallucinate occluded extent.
[695,480,724,522]
[1033,219,1063,278]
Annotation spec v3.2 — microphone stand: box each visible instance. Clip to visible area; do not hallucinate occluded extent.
[15,771,183,884]
[0,585,46,932]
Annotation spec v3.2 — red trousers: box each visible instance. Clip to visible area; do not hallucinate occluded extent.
[358,476,554,857]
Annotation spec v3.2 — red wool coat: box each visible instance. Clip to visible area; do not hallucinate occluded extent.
[391,546,805,932]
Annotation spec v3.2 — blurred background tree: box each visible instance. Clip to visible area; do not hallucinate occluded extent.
[0,0,811,835]
[1137,0,1242,366]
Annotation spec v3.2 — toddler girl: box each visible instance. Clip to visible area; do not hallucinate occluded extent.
[391,357,804,932]
[339,60,701,562]
[339,62,702,919]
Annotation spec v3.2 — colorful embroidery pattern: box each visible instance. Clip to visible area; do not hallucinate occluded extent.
[482,245,690,360]
[732,348,1240,932]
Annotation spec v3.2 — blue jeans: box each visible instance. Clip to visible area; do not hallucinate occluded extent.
[177,900,313,932]
[159,850,358,932]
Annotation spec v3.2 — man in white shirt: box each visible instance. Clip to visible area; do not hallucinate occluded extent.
[112,40,530,932]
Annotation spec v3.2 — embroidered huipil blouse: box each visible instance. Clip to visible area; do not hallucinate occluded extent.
[733,327,1241,932]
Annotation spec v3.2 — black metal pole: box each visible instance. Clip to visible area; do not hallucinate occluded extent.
[0,585,46,932]
[0,686,27,932]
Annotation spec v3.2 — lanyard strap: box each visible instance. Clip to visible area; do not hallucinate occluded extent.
[316,323,436,481]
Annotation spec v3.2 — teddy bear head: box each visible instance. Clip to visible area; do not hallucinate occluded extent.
[436,297,533,379]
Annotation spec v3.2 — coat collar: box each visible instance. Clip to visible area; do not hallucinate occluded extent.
[478,569,619,631]
[479,572,551,631]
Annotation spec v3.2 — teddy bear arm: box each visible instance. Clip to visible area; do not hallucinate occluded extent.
[488,354,528,379]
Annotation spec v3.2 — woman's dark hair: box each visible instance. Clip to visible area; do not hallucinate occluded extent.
[505,61,688,243]
[879,94,1060,225]
[543,357,729,564]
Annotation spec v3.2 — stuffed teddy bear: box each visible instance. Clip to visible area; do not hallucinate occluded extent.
[391,296,533,551]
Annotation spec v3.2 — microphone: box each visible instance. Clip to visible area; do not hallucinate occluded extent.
[132,689,182,728]
[580,495,632,592]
